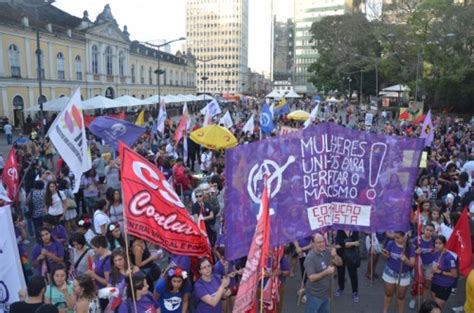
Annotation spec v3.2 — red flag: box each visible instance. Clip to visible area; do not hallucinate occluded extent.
[119,142,210,257]
[87,255,93,271]
[2,148,19,201]
[263,246,284,313]
[233,176,271,313]
[83,114,96,127]
[446,208,472,277]
[174,103,189,143]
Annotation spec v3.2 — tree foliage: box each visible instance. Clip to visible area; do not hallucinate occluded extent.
[307,0,474,112]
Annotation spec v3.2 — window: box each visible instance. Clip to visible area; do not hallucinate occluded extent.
[105,46,113,76]
[149,67,152,85]
[57,52,65,79]
[140,65,144,84]
[92,45,98,74]
[8,44,21,77]
[131,64,135,83]
[119,52,124,76]
[36,49,45,79]
[169,70,173,86]
[75,55,82,80]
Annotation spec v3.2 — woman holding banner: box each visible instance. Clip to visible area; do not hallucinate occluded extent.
[193,258,231,313]
[430,235,457,310]
[381,231,415,313]
[335,230,360,302]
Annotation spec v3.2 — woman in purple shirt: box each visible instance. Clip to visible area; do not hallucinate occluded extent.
[118,271,159,313]
[430,235,458,310]
[381,231,415,313]
[194,258,230,313]
[31,227,65,278]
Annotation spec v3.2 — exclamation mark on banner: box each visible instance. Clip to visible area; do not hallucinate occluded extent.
[366,143,387,200]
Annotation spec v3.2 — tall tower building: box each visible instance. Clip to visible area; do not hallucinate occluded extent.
[186,0,249,94]
[272,18,294,82]
[293,0,353,94]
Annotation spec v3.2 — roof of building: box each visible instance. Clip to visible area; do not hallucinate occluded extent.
[0,1,81,30]
[130,41,190,66]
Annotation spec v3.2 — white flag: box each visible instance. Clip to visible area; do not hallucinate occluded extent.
[269,102,275,118]
[157,98,167,133]
[201,99,222,117]
[0,205,26,308]
[304,102,320,128]
[219,111,234,129]
[47,88,91,193]
[242,114,255,134]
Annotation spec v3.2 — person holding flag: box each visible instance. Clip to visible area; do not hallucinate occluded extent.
[194,257,231,313]
[303,233,342,313]
[430,235,458,310]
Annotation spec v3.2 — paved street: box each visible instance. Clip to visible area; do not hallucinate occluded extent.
[281,256,467,313]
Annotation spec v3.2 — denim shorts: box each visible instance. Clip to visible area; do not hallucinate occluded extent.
[382,266,412,286]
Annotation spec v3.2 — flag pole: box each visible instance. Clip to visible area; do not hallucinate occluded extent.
[119,150,138,313]
[370,233,374,286]
[296,269,306,306]
[260,267,265,313]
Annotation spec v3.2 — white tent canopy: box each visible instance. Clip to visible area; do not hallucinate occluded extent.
[81,96,126,110]
[382,84,410,92]
[265,89,283,99]
[284,89,301,98]
[327,97,339,103]
[115,95,152,106]
[25,96,71,112]
[195,94,215,101]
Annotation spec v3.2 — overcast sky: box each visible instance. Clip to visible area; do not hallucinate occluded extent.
[54,0,294,77]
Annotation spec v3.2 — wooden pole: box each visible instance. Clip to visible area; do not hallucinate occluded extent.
[296,269,306,306]
[260,268,265,313]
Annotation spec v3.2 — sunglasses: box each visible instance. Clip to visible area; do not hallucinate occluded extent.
[196,194,203,198]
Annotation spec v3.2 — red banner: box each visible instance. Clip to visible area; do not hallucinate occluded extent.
[263,246,284,313]
[233,176,271,313]
[119,142,210,256]
[2,148,19,201]
[446,208,472,277]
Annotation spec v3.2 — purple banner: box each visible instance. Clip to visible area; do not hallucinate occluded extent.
[224,123,424,260]
[88,116,146,151]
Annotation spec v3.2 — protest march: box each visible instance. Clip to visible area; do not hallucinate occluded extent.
[0,88,473,313]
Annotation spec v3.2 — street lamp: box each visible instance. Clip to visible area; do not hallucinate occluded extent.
[196,57,219,102]
[24,0,55,138]
[145,37,185,106]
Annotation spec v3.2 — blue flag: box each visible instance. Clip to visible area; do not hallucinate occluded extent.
[260,103,274,134]
[273,103,290,116]
[88,116,146,151]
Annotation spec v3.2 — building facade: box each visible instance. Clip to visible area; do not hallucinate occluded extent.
[293,0,353,95]
[186,0,249,94]
[0,2,196,127]
[272,18,294,82]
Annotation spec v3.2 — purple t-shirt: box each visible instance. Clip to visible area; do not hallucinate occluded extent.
[194,275,222,313]
[93,254,111,288]
[31,241,64,274]
[118,293,158,313]
[51,226,67,243]
[213,261,237,288]
[412,236,435,265]
[386,240,415,273]
[432,252,457,287]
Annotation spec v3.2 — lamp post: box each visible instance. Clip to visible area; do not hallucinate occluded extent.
[145,37,185,106]
[196,57,219,102]
[24,0,55,138]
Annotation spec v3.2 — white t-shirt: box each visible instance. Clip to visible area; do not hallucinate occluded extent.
[48,191,66,216]
[3,124,12,135]
[93,210,111,234]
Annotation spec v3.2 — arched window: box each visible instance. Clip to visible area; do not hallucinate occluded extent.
[180,71,183,86]
[119,51,124,76]
[75,55,82,80]
[91,45,98,74]
[8,44,21,77]
[57,52,65,79]
[140,65,144,84]
[148,67,152,85]
[13,95,24,109]
[169,70,173,86]
[131,64,135,83]
[36,49,45,79]
[105,46,113,76]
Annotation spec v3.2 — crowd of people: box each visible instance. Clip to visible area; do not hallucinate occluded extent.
[3,97,474,313]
